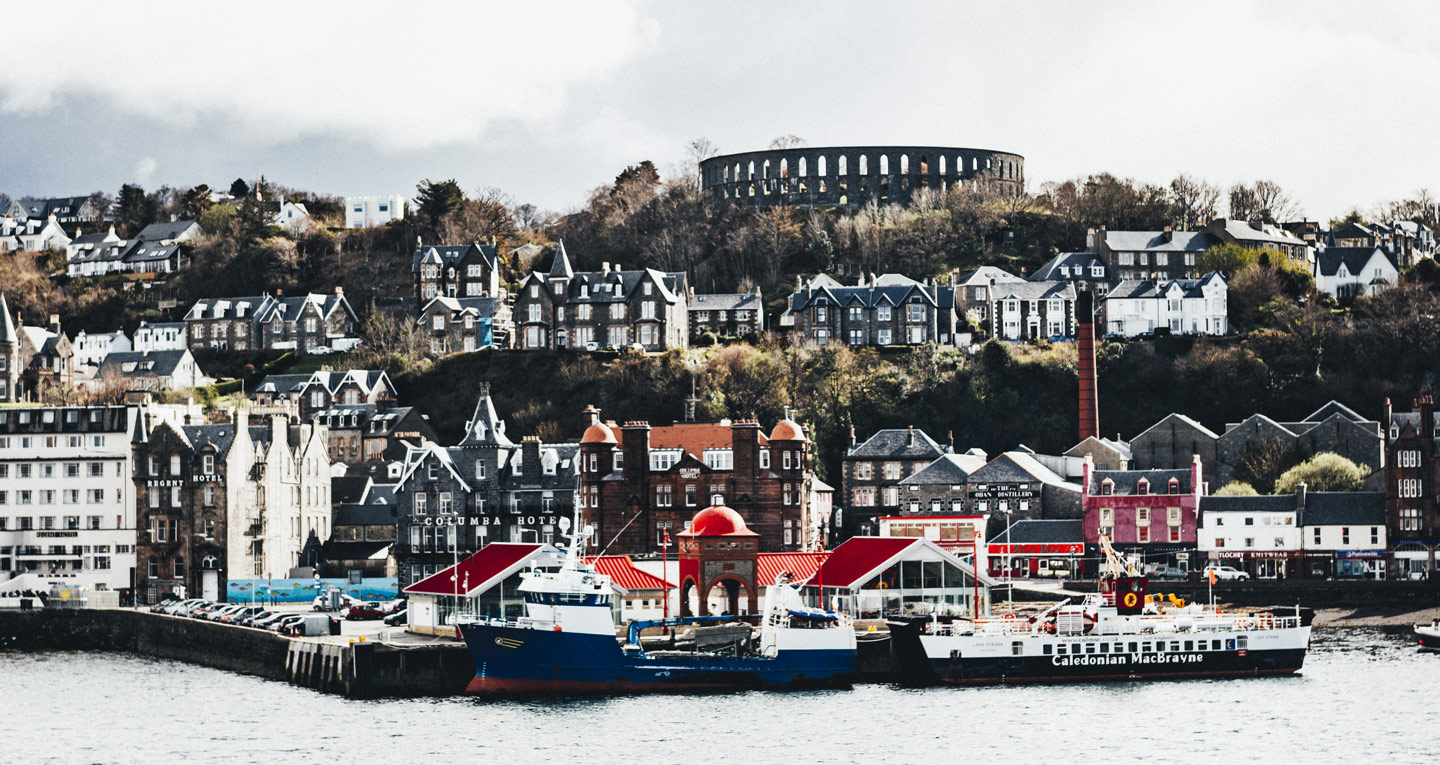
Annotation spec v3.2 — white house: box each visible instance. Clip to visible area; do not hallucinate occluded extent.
[133,322,188,352]
[1198,494,1301,579]
[1102,271,1227,338]
[1,214,71,253]
[344,195,406,229]
[93,349,212,392]
[73,330,132,370]
[1314,246,1398,299]
[1299,491,1387,579]
[271,200,316,234]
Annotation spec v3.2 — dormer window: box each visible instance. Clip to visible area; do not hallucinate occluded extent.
[1100,479,1113,496]
[1137,478,1150,495]
[1168,478,1180,494]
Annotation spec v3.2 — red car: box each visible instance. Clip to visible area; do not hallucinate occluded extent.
[344,601,387,621]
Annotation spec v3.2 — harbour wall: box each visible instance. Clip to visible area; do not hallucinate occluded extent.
[0,610,472,698]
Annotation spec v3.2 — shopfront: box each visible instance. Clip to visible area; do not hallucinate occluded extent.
[1391,542,1435,580]
[1212,550,1301,579]
[1336,550,1387,580]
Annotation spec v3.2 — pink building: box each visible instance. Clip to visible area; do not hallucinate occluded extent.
[1082,455,1203,573]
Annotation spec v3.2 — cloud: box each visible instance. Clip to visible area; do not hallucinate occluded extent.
[0,0,652,152]
[134,157,157,185]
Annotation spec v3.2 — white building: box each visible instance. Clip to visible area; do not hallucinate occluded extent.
[73,330,132,370]
[0,406,137,594]
[1102,271,1227,338]
[272,200,316,235]
[1314,246,1399,299]
[0,214,71,253]
[344,195,406,229]
[133,321,188,352]
[1299,491,1387,579]
[1198,493,1301,579]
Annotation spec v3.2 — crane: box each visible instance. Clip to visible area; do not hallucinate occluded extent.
[1097,533,1140,580]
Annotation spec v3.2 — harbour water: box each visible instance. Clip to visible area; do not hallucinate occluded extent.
[2,628,1435,764]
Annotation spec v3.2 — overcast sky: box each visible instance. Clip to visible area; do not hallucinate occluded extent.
[3,1,1438,221]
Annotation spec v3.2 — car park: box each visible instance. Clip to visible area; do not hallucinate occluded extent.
[236,609,275,627]
[251,612,289,630]
[207,604,246,622]
[269,615,306,633]
[221,606,267,624]
[149,595,180,613]
[160,599,202,616]
[344,601,388,621]
[383,608,407,626]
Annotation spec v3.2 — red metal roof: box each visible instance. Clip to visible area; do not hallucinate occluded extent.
[811,537,921,588]
[649,422,767,456]
[756,551,827,586]
[588,556,673,591]
[403,542,545,596]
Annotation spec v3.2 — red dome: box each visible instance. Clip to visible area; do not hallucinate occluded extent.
[769,419,805,442]
[681,505,759,537]
[580,422,617,445]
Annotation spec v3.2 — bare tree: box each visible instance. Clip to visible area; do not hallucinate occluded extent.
[1230,180,1299,223]
[1169,174,1220,228]
[768,135,807,150]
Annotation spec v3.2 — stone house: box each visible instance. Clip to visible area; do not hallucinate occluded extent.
[18,318,75,402]
[411,242,502,305]
[1204,218,1309,262]
[1087,227,1216,282]
[990,280,1076,341]
[312,404,436,466]
[839,427,950,540]
[780,273,960,347]
[954,266,1025,332]
[1127,413,1220,474]
[320,501,398,578]
[184,290,358,354]
[93,349,211,392]
[512,244,689,351]
[418,296,512,354]
[893,452,988,516]
[1029,253,1110,296]
[965,451,1083,534]
[1314,246,1398,299]
[1065,436,1132,471]
[579,408,810,556]
[1386,396,1440,578]
[253,369,397,419]
[393,384,580,588]
[689,290,765,341]
[14,196,108,226]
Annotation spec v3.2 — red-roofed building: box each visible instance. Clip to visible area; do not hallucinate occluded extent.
[402,542,563,635]
[805,536,994,620]
[590,555,675,621]
[579,406,813,555]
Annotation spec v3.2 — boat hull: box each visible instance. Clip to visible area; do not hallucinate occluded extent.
[461,623,855,695]
[890,621,1310,686]
[1416,627,1440,651]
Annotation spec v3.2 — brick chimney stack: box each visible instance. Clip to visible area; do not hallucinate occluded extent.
[1419,396,1435,439]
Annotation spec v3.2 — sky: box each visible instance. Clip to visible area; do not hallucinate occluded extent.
[2,1,1439,222]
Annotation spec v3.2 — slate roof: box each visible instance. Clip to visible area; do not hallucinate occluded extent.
[1315,246,1396,278]
[1105,272,1225,301]
[989,519,1084,544]
[255,370,392,398]
[96,350,192,378]
[991,281,1076,301]
[1212,219,1305,247]
[498,443,580,491]
[1302,400,1368,424]
[0,295,17,344]
[1101,230,1219,252]
[785,279,956,314]
[848,428,946,460]
[1092,468,1193,495]
[331,476,372,505]
[691,292,763,311]
[969,452,1074,487]
[547,241,574,279]
[423,296,503,318]
[410,243,498,274]
[334,502,397,527]
[954,266,1024,287]
[180,423,239,458]
[545,267,687,305]
[255,293,355,324]
[1299,492,1386,526]
[458,387,513,447]
[133,220,197,242]
[903,453,987,485]
[323,541,392,560]
[1200,494,1297,514]
[1030,252,1106,281]
[185,295,268,320]
[1131,413,1221,442]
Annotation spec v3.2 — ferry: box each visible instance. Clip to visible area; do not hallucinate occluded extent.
[890,536,1311,685]
[1415,619,1440,651]
[455,514,856,695]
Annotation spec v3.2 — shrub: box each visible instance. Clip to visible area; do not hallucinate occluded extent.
[1214,481,1259,496]
[1272,452,1369,493]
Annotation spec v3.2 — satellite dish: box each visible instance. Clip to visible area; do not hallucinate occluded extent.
[558,517,572,532]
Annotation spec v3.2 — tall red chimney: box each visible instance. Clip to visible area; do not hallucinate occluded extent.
[1077,291,1099,442]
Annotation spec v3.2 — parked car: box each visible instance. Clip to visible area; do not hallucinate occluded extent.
[185,601,220,618]
[207,604,246,622]
[251,612,289,630]
[1203,564,1251,581]
[236,609,275,627]
[222,606,267,625]
[149,595,180,613]
[280,614,338,638]
[383,609,407,626]
[159,598,201,615]
[344,601,387,621]
[174,600,210,617]
[269,615,307,633]
[1149,565,1189,580]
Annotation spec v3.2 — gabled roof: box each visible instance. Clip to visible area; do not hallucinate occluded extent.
[1302,400,1368,424]
[1101,230,1219,253]
[989,519,1084,544]
[1209,219,1304,247]
[396,442,473,492]
[589,556,673,590]
[1091,468,1193,495]
[547,241,574,279]
[1105,272,1225,301]
[133,220,198,242]
[1030,252,1106,282]
[954,266,1024,287]
[403,543,555,596]
[179,423,239,458]
[647,421,767,456]
[1315,246,1396,278]
[848,427,946,460]
[498,443,580,491]
[992,281,1076,301]
[0,295,15,344]
[1221,412,1298,440]
[410,243,499,274]
[1131,413,1220,442]
[458,384,513,448]
[811,536,996,589]
[96,350,193,379]
[784,279,956,314]
[333,502,397,527]
[421,296,503,318]
[184,295,270,321]
[756,551,827,586]
[691,292,762,311]
[903,453,987,485]
[550,267,688,305]
[1200,494,1296,514]
[969,452,1074,487]
[331,476,372,505]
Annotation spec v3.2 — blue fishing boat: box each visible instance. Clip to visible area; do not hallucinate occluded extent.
[456,513,855,695]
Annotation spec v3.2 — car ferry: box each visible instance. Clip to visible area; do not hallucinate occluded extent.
[890,536,1311,685]
[455,514,856,695]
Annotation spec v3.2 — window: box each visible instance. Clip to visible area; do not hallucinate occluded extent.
[1341,527,1350,545]
[685,485,696,506]
[883,462,901,480]
[414,493,427,513]
[170,454,181,475]
[908,304,924,322]
[656,485,673,507]
[203,486,214,507]
[877,306,891,321]
[1313,527,1322,545]
[759,449,770,470]
[855,462,872,480]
